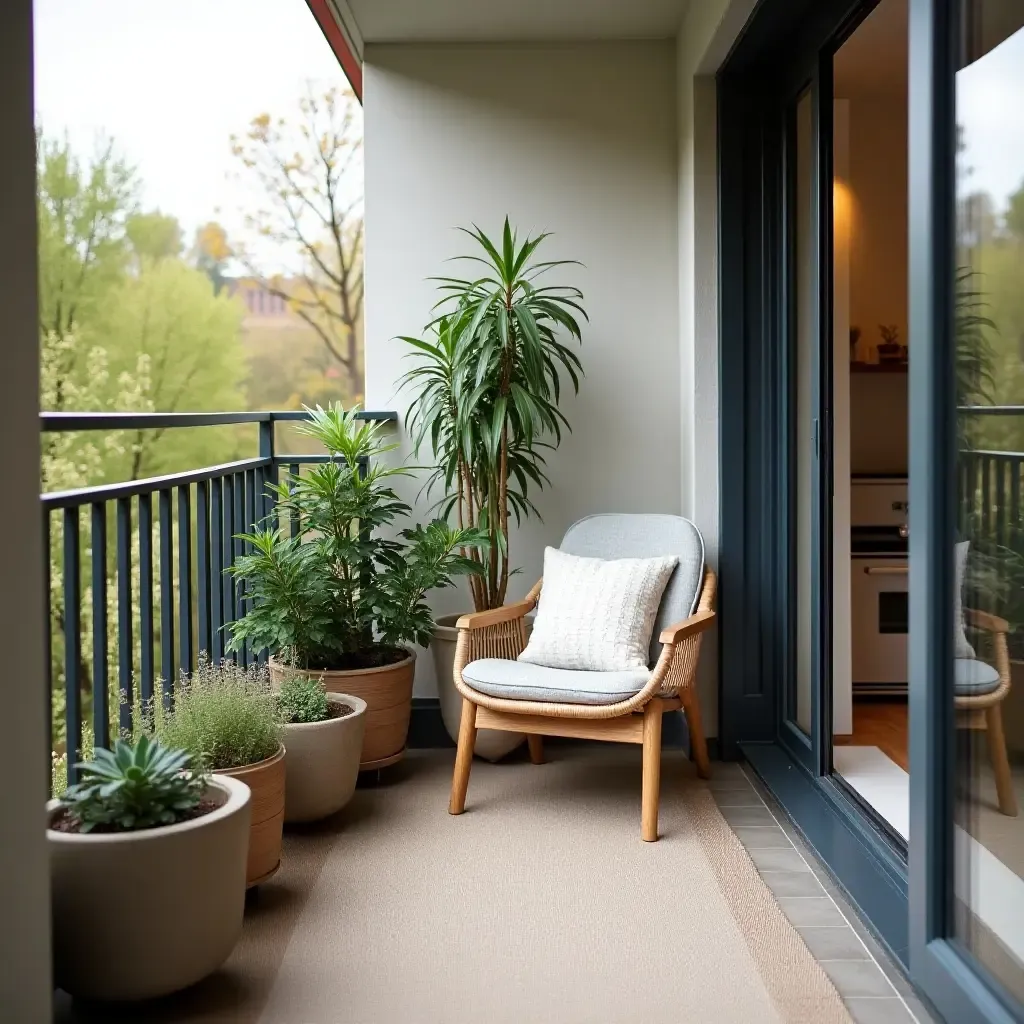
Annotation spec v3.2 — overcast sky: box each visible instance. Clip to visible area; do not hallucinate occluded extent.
[958,27,1024,210]
[33,0,350,261]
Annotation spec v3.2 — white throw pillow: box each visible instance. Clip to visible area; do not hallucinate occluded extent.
[518,547,678,672]
[954,540,975,660]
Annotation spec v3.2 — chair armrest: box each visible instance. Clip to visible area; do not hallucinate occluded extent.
[965,608,1010,635]
[659,609,716,646]
[456,597,535,631]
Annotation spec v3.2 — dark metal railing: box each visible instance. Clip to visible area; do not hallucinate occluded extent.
[43,409,396,782]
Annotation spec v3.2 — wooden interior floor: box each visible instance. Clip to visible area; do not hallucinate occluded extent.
[834,699,909,771]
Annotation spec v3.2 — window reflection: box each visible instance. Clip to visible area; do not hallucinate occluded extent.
[955,0,1024,999]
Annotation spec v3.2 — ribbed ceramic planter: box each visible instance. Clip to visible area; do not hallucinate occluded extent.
[432,613,526,762]
[270,651,414,770]
[48,775,250,1002]
[216,744,285,887]
[281,692,367,822]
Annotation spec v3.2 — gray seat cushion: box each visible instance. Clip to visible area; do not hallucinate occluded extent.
[463,658,649,705]
[954,658,1001,697]
[560,514,705,666]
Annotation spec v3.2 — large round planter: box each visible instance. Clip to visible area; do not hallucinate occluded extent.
[48,775,250,1002]
[216,744,285,888]
[282,692,367,823]
[270,651,414,771]
[433,613,526,762]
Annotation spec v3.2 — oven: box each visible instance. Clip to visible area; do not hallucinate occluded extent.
[850,478,908,696]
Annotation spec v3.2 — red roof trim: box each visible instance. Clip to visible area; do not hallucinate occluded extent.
[305,0,363,102]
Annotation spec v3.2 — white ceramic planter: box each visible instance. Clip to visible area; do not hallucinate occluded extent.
[432,613,525,762]
[281,692,367,822]
[48,775,250,1002]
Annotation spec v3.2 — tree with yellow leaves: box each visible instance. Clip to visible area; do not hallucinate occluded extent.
[230,85,363,399]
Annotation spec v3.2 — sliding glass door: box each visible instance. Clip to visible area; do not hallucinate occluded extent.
[910,0,1024,1018]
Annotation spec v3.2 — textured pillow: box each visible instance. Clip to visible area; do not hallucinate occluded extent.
[518,547,678,672]
[954,540,976,660]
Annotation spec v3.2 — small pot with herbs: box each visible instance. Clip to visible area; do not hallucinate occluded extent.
[146,656,285,888]
[227,403,485,771]
[47,736,251,1002]
[276,672,367,823]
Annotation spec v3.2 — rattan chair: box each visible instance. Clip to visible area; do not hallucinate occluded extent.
[447,514,716,842]
[959,608,1018,817]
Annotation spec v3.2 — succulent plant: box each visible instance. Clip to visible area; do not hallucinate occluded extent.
[59,735,207,833]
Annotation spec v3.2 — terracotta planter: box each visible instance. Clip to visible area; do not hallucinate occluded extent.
[433,613,526,762]
[281,693,367,822]
[216,744,285,887]
[48,775,250,1002]
[270,651,415,770]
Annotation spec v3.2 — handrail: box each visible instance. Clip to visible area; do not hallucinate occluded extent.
[40,409,397,431]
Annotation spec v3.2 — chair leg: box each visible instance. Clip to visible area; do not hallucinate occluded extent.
[680,685,711,780]
[527,735,545,765]
[985,704,1018,817]
[449,698,477,815]
[641,701,664,842]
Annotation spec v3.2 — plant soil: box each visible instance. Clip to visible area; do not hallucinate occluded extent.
[286,701,354,725]
[322,647,408,671]
[49,797,221,835]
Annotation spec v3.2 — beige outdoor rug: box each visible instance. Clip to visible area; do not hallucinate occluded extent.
[57,747,851,1024]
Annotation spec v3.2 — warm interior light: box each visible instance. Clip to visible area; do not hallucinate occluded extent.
[833,179,853,233]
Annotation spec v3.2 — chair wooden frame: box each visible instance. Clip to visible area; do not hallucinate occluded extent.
[959,608,1018,817]
[448,568,717,841]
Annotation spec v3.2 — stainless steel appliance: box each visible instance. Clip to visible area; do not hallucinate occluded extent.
[850,476,909,696]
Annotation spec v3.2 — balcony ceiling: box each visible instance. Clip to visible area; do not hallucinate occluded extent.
[339,0,692,49]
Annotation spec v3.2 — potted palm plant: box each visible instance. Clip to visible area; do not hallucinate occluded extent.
[47,736,250,1001]
[399,219,587,758]
[276,672,367,822]
[227,404,484,770]
[148,657,284,888]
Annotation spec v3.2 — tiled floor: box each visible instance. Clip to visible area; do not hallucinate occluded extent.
[708,762,941,1024]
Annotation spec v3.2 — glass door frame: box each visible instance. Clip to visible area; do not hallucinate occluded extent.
[908,0,1024,1019]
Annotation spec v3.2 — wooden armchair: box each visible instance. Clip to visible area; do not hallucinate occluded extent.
[959,608,1018,817]
[447,514,716,842]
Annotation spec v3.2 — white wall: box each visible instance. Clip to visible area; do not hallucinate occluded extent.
[363,42,681,697]
[0,0,53,1018]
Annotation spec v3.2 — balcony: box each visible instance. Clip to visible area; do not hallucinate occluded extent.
[42,411,933,1024]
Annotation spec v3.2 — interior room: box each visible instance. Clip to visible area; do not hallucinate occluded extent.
[830,0,1024,997]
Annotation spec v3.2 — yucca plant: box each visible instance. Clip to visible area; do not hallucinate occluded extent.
[58,735,207,833]
[399,218,586,610]
[227,403,486,668]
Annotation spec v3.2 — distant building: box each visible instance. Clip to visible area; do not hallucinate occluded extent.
[223,277,294,325]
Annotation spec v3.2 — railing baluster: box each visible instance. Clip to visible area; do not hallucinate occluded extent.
[211,476,224,661]
[981,454,992,539]
[63,507,82,784]
[222,475,235,659]
[117,497,133,736]
[178,485,193,677]
[233,473,246,667]
[90,502,109,750]
[289,462,300,538]
[996,456,1007,550]
[159,488,174,704]
[138,493,154,705]
[197,480,211,658]
[244,468,256,663]
[42,509,52,778]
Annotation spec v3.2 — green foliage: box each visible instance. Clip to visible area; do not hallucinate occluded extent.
[59,736,207,833]
[126,211,184,264]
[146,657,280,771]
[277,674,331,724]
[227,403,486,667]
[399,218,586,611]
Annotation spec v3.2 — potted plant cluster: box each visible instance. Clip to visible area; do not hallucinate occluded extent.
[399,219,587,759]
[148,657,285,888]
[47,736,251,1002]
[276,670,367,822]
[227,404,484,771]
